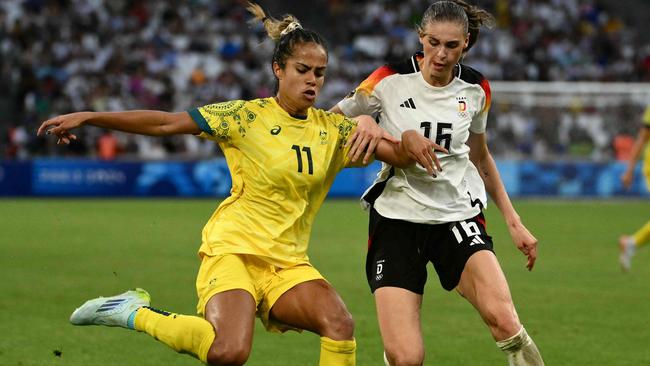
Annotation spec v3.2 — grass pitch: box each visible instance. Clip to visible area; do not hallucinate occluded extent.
[1,199,649,365]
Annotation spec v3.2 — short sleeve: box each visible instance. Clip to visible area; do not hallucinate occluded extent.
[469,78,492,134]
[643,106,650,127]
[337,65,396,118]
[187,100,252,142]
[337,88,381,118]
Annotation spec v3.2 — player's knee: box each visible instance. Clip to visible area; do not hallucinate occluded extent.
[205,340,251,366]
[318,308,355,339]
[386,347,424,366]
[485,308,521,340]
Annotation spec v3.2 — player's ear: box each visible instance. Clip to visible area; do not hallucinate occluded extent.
[272,62,283,80]
[418,32,426,47]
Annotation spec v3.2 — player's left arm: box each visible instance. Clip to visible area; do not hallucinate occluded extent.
[467,131,538,271]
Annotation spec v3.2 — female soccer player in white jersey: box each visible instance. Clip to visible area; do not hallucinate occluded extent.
[37,3,414,365]
[332,1,544,365]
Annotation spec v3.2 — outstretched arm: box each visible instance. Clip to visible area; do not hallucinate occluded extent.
[37,110,200,144]
[467,131,538,271]
[621,126,649,189]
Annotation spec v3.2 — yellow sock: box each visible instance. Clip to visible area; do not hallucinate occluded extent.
[319,336,356,366]
[633,221,650,247]
[134,307,215,363]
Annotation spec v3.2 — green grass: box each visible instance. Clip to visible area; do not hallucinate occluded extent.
[1,199,649,365]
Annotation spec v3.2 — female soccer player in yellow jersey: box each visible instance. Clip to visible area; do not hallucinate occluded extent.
[619,105,650,271]
[36,3,423,365]
[333,1,544,365]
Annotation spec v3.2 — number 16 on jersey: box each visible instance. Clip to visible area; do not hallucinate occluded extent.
[420,122,453,151]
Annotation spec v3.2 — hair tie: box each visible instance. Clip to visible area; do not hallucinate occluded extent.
[280,21,302,36]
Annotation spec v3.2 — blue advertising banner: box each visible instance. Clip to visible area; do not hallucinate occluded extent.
[27,159,233,197]
[0,159,647,198]
[32,160,141,196]
[0,161,31,195]
[496,161,648,197]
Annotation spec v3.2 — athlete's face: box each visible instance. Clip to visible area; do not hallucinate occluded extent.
[274,42,328,116]
[419,21,469,86]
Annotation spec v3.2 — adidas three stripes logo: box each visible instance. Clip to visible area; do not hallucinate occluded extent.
[96,299,127,313]
[400,98,416,109]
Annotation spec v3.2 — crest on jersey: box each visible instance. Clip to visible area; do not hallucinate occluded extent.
[320,130,328,144]
[457,97,468,118]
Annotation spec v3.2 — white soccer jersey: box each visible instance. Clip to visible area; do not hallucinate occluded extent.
[338,53,490,224]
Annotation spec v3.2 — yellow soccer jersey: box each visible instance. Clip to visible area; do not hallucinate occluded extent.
[643,105,650,179]
[188,97,358,267]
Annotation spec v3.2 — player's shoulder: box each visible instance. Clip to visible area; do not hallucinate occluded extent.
[313,107,355,127]
[386,52,423,75]
[199,98,272,116]
[364,53,423,85]
[310,108,356,148]
[457,64,490,96]
[457,64,488,85]
[230,98,276,115]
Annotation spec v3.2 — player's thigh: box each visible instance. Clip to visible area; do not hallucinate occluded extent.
[367,208,428,294]
[456,251,520,337]
[269,277,353,339]
[197,254,257,349]
[456,251,511,306]
[204,289,256,350]
[428,213,495,291]
[375,287,424,355]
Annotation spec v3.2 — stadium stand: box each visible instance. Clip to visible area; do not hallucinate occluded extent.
[1,0,649,160]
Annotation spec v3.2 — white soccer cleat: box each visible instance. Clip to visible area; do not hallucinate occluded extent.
[70,288,151,328]
[618,236,636,272]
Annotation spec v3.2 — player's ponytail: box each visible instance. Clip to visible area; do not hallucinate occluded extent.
[246,2,328,69]
[417,0,494,53]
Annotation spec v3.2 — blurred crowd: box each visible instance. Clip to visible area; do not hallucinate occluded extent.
[488,101,643,161]
[2,0,649,161]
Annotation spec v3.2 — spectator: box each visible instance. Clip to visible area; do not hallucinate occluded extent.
[1,0,648,160]
[97,130,120,160]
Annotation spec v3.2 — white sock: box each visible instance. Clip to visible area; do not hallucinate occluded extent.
[624,236,637,253]
[496,327,544,366]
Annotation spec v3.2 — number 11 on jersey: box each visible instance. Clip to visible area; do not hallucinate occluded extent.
[292,145,313,175]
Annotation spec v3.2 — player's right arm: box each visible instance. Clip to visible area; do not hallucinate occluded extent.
[37,110,200,144]
[621,125,650,189]
[399,130,447,176]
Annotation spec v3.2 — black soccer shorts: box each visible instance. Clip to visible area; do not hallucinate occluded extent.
[366,208,494,293]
